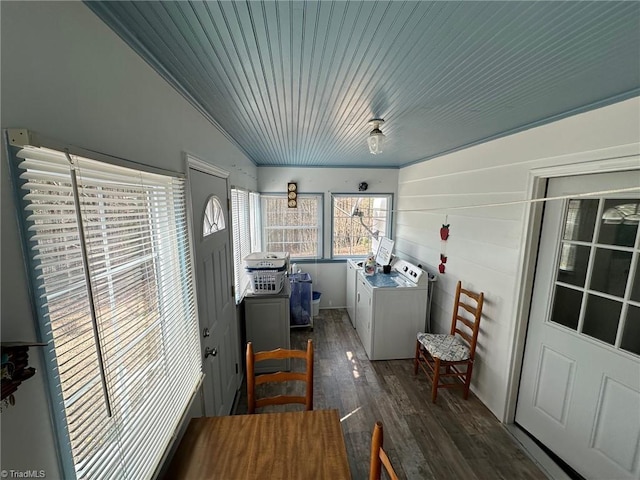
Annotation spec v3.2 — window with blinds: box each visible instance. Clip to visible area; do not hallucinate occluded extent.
[12,146,202,480]
[231,188,261,302]
[250,191,262,253]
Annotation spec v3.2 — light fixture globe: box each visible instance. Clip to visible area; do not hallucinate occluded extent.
[367,119,385,155]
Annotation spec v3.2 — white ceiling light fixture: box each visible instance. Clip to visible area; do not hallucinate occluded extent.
[367,119,385,155]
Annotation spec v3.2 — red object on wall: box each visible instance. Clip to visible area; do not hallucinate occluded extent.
[440,224,450,241]
[439,218,449,274]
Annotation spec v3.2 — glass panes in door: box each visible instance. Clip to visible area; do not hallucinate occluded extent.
[549,197,640,356]
[203,195,226,236]
[621,305,640,355]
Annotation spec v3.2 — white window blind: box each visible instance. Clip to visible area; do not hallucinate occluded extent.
[14,146,202,480]
[231,188,251,302]
[250,191,262,253]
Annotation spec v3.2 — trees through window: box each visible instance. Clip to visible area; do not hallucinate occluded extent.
[261,194,322,258]
[332,195,392,257]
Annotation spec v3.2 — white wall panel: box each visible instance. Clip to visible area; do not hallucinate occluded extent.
[296,262,347,309]
[399,165,529,197]
[258,166,398,194]
[396,96,640,420]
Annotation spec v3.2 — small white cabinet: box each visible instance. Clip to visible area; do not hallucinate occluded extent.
[244,282,291,373]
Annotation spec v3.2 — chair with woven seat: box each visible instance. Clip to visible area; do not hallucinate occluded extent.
[369,421,399,480]
[246,339,313,414]
[414,281,484,403]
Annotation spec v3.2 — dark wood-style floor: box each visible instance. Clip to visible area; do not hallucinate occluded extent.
[235,309,547,480]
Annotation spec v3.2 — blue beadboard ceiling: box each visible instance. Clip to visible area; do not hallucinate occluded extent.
[87,1,640,168]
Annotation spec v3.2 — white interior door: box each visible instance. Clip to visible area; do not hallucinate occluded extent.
[516,171,640,479]
[189,166,238,417]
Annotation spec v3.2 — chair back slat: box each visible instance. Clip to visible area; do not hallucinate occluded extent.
[254,348,308,362]
[246,339,313,414]
[454,328,472,345]
[460,288,482,301]
[255,371,307,385]
[459,301,477,315]
[255,395,307,408]
[456,315,474,331]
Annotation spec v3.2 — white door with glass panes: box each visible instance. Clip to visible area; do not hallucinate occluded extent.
[189,166,239,416]
[516,171,640,480]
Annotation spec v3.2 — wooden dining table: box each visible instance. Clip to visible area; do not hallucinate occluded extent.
[163,409,352,479]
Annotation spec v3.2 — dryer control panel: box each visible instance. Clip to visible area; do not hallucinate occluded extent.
[393,259,426,286]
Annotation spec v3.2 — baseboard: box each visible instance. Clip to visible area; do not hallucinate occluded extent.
[504,424,575,480]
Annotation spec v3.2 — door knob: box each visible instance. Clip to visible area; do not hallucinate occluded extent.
[202,327,210,337]
[204,346,218,358]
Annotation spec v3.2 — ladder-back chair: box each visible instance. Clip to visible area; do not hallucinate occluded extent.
[246,339,313,414]
[414,281,484,403]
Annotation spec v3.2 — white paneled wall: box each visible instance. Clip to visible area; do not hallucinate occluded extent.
[396,97,640,420]
[294,262,347,309]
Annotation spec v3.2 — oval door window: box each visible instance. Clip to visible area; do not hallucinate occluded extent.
[203,195,226,237]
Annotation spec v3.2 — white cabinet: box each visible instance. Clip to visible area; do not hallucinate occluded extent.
[346,260,358,327]
[355,275,373,356]
[244,282,291,373]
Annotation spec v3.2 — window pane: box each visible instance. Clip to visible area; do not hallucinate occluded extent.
[550,285,582,330]
[631,265,640,302]
[557,244,590,287]
[203,195,225,236]
[582,294,622,345]
[14,146,201,479]
[231,188,252,302]
[598,199,640,247]
[589,247,632,298]
[621,305,640,356]
[332,195,391,257]
[563,199,598,242]
[262,195,321,258]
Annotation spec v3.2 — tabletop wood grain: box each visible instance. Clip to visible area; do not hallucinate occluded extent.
[164,409,351,479]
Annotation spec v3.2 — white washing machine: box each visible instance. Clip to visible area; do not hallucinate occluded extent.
[355,259,430,360]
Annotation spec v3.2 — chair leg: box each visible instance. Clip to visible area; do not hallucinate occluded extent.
[463,363,473,400]
[432,358,440,403]
[414,340,420,375]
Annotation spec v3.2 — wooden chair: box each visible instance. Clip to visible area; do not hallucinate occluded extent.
[246,339,313,414]
[369,421,399,480]
[414,281,484,403]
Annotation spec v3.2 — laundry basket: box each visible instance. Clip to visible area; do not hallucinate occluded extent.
[243,252,289,270]
[247,269,286,294]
